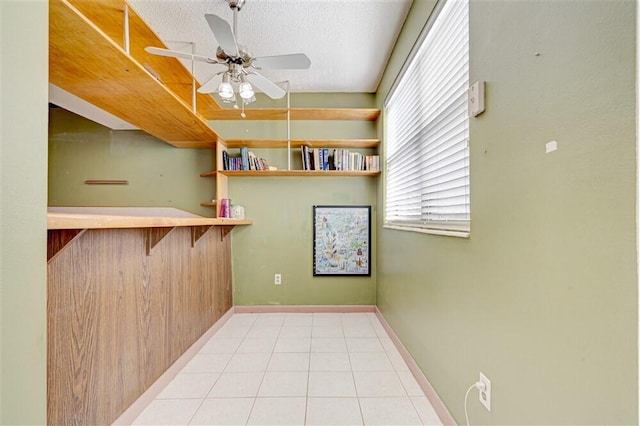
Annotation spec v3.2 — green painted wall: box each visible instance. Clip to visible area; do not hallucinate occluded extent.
[213,94,378,305]
[48,108,215,217]
[1,1,48,423]
[376,0,637,424]
[48,93,379,306]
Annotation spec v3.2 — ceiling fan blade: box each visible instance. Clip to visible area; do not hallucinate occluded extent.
[252,53,311,70]
[246,72,286,99]
[145,46,215,63]
[205,14,238,57]
[197,74,222,94]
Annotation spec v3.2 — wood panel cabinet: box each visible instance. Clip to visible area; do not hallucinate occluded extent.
[47,225,234,425]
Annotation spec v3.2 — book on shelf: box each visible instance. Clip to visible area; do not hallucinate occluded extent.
[222,150,230,171]
[299,145,380,172]
[221,148,270,171]
[240,147,249,171]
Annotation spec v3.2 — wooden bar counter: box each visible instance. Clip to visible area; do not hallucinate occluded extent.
[46,207,250,425]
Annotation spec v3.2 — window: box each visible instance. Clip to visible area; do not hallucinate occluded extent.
[384,0,470,237]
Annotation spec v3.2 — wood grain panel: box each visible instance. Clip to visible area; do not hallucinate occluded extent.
[47,227,233,425]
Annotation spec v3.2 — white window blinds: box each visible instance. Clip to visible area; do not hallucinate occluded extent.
[384,0,470,235]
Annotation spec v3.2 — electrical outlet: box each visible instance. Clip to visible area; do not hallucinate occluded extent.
[274,273,282,285]
[479,372,491,411]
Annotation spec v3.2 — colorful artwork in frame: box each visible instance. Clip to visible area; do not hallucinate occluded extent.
[313,205,371,276]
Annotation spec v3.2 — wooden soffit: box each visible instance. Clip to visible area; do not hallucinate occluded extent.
[49,0,222,148]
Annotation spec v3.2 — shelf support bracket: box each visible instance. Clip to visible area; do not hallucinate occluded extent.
[220,225,235,240]
[146,227,176,256]
[47,229,87,263]
[192,225,213,247]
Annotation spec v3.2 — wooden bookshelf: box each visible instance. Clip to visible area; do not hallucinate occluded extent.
[224,139,380,149]
[205,108,380,121]
[218,170,381,177]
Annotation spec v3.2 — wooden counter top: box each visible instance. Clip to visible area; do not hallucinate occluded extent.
[47,207,251,230]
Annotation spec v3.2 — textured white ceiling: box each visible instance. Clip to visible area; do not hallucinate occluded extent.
[128,0,413,93]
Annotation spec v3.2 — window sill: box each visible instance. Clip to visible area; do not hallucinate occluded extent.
[383,224,470,239]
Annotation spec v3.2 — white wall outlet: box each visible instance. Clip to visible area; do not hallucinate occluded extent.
[545,140,558,153]
[469,81,486,117]
[479,372,491,412]
[274,273,282,285]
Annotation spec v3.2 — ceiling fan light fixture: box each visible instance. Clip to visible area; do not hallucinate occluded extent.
[239,81,254,100]
[218,73,235,100]
[218,82,235,100]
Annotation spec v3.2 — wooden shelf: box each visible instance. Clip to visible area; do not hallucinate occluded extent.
[224,139,380,149]
[218,170,381,177]
[50,0,222,148]
[205,108,380,121]
[200,171,217,178]
[48,212,251,230]
[200,201,217,207]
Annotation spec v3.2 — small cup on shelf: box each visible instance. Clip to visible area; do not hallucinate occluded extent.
[231,205,245,220]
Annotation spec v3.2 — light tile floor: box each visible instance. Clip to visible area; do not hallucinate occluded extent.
[133,312,442,426]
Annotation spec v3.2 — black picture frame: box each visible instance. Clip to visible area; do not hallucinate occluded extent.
[313,205,371,276]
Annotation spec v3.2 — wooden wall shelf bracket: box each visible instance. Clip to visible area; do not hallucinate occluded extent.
[220,225,235,240]
[47,229,87,263]
[146,227,176,256]
[191,225,213,247]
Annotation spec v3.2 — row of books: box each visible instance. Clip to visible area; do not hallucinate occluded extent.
[222,147,270,171]
[301,146,380,171]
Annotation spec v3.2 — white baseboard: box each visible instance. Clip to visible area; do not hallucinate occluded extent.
[374,307,456,425]
[234,304,376,314]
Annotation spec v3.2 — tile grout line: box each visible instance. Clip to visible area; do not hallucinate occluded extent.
[130,310,442,426]
[343,314,367,426]
[228,313,256,426]
[367,312,425,425]
[244,313,282,425]
[189,312,257,425]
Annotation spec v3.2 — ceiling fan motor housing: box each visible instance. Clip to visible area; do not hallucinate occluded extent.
[216,46,252,65]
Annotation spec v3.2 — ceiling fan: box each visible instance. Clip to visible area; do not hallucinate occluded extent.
[145,0,311,105]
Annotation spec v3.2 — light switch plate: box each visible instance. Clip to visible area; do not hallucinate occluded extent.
[469,81,485,117]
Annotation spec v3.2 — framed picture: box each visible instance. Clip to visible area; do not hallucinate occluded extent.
[313,205,371,276]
